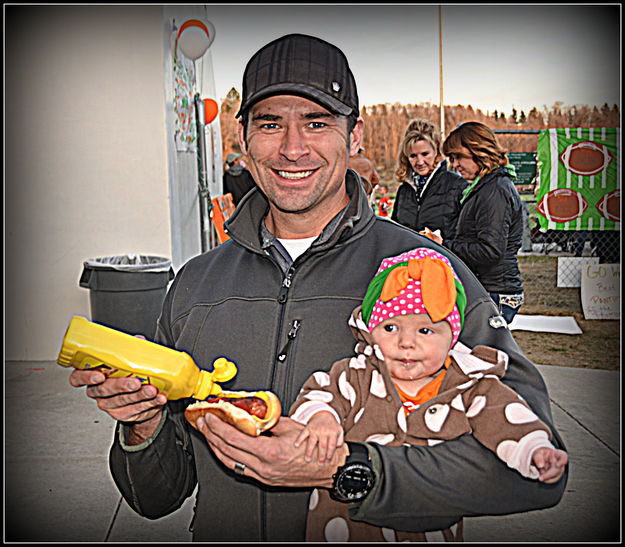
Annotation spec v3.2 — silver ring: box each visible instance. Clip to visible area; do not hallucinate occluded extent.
[234,462,246,475]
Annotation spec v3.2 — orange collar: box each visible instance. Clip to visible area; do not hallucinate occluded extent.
[395,356,451,411]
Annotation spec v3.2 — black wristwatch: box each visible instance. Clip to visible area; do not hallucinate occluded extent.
[330,442,376,503]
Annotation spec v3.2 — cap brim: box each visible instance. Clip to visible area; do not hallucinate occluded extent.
[236,83,353,118]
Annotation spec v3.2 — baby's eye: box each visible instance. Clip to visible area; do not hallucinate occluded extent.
[419,327,434,335]
[383,324,399,332]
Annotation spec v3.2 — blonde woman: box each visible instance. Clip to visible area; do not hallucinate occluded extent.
[391,118,467,238]
[439,121,524,323]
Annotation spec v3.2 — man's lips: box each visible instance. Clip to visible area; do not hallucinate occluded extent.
[273,169,317,180]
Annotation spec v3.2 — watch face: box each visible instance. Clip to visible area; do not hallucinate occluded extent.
[334,463,375,501]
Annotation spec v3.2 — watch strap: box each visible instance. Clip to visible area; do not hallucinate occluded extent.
[345,441,371,465]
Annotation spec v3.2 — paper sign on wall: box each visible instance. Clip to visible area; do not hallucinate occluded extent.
[581,264,620,319]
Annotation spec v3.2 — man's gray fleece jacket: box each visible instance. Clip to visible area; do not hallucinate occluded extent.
[109,171,567,542]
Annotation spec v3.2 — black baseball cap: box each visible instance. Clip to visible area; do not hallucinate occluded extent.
[236,34,359,118]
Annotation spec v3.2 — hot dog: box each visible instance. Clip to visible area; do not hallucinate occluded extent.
[185,390,281,436]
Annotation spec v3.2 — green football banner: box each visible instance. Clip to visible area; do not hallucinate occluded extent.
[536,127,620,231]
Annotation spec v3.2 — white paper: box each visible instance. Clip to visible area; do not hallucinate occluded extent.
[508,315,583,335]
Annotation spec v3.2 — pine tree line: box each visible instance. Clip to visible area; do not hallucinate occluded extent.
[219,87,619,176]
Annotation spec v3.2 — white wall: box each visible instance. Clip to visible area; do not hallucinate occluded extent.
[6,6,172,360]
[162,4,223,268]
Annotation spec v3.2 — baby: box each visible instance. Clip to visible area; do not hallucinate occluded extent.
[289,247,567,542]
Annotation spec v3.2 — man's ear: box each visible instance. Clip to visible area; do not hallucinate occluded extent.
[349,118,364,158]
[237,121,248,155]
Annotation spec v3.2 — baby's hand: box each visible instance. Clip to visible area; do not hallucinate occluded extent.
[293,411,344,464]
[532,447,568,484]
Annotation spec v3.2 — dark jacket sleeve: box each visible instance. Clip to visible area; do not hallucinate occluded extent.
[447,182,512,271]
[109,400,198,518]
[350,276,567,532]
[108,268,198,519]
[445,175,468,239]
[390,183,418,230]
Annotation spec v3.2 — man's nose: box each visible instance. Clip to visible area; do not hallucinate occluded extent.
[279,123,310,161]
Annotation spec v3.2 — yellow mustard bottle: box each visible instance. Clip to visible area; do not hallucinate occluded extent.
[57,315,237,400]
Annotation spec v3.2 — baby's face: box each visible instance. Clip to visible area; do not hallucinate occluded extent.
[371,313,452,382]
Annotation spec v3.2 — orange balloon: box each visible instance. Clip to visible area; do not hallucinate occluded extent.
[203,98,219,124]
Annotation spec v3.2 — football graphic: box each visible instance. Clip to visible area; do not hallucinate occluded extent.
[595,189,620,222]
[537,188,589,223]
[559,140,613,176]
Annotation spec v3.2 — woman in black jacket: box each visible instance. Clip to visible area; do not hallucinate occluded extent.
[438,121,524,324]
[391,118,467,239]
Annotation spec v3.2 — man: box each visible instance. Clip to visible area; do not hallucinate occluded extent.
[348,147,380,197]
[69,34,566,541]
[222,152,256,206]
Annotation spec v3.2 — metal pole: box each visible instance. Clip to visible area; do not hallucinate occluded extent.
[194,93,212,252]
[438,5,445,139]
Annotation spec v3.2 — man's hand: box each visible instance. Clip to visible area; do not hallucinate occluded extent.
[419,227,443,244]
[197,414,348,488]
[69,368,167,444]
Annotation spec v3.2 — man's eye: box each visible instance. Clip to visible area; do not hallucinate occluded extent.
[309,121,327,129]
[260,123,279,130]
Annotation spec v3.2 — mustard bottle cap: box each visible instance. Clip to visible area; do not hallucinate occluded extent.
[194,358,238,399]
[195,370,219,400]
[212,357,238,383]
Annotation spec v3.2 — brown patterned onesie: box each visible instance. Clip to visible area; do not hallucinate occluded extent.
[289,307,558,542]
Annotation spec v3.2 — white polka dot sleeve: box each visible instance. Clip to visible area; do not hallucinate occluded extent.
[496,430,557,479]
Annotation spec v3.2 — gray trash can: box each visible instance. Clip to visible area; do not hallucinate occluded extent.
[79,254,174,339]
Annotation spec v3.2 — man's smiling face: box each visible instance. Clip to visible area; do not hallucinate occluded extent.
[238,95,361,235]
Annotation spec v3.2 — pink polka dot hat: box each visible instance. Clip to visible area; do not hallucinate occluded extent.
[361,247,467,346]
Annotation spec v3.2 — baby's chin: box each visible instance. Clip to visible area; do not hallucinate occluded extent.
[388,361,428,379]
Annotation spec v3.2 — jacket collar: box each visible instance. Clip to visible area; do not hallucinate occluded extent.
[406,160,448,193]
[460,166,511,204]
[225,170,375,254]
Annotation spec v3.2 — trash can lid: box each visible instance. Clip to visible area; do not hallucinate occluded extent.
[83,254,172,272]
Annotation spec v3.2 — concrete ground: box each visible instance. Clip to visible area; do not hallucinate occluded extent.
[4,361,621,543]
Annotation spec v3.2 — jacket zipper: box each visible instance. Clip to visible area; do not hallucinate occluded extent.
[263,318,301,540]
[276,319,301,364]
[264,265,300,540]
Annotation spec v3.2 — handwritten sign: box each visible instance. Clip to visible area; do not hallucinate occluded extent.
[581,264,620,319]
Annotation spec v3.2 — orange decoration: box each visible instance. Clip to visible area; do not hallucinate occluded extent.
[203,98,219,124]
[211,193,235,243]
[380,258,457,323]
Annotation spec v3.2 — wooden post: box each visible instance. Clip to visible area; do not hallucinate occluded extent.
[439,5,445,139]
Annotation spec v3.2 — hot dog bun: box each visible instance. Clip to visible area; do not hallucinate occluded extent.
[185,390,281,436]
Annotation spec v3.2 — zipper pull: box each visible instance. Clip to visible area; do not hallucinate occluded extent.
[288,319,301,339]
[283,268,294,288]
[277,320,301,363]
[278,267,295,303]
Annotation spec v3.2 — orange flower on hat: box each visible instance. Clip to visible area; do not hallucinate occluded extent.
[380,257,457,323]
